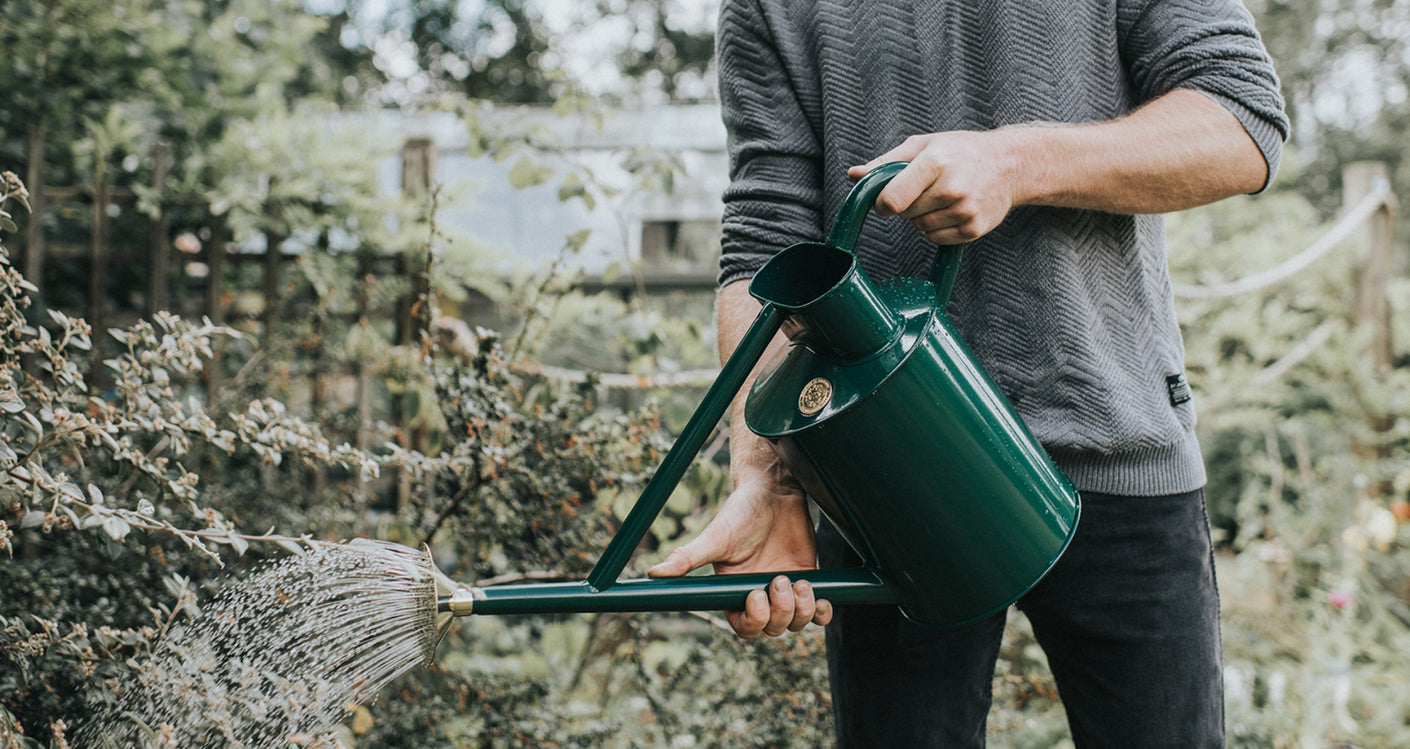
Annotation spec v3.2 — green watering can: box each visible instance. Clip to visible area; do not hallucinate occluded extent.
[435,162,1080,629]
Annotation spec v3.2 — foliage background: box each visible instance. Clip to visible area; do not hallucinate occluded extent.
[3,1,1410,747]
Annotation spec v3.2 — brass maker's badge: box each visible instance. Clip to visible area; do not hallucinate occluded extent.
[798,377,833,416]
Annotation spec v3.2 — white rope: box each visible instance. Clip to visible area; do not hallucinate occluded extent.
[1250,318,1340,386]
[1172,181,1392,299]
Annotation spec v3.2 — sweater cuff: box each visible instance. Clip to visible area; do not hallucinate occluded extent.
[1197,89,1286,193]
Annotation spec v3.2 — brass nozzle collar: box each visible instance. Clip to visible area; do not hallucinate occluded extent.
[442,587,477,616]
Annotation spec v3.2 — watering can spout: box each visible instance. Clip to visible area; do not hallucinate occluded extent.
[428,564,897,620]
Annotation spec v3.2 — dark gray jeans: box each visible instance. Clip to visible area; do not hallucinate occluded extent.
[820,489,1223,748]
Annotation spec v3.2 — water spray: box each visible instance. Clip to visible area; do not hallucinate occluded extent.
[86,540,447,747]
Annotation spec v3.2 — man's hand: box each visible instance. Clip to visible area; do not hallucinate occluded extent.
[647,476,833,639]
[647,281,833,639]
[849,130,1024,245]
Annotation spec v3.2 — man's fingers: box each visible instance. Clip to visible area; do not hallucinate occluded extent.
[645,548,695,579]
[727,578,833,639]
[788,580,817,632]
[908,205,984,244]
[874,163,933,218]
[911,206,967,233]
[763,575,797,637]
[848,136,928,179]
[728,588,773,639]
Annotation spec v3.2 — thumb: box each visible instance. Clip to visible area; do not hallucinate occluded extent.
[847,137,927,180]
[647,534,724,578]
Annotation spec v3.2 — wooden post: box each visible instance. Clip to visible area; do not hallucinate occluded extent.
[86,172,111,390]
[354,254,375,504]
[17,127,46,383]
[397,138,436,346]
[309,230,330,495]
[207,210,227,328]
[22,127,45,295]
[146,141,172,316]
[1343,161,1397,496]
[205,208,227,403]
[401,138,436,197]
[1344,162,1396,372]
[259,190,283,491]
[395,138,436,511]
[262,184,284,341]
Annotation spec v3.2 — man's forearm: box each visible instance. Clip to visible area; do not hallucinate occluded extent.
[717,281,796,488]
[1010,88,1269,214]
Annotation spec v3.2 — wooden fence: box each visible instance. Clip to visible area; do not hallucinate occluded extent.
[10,136,722,502]
[13,139,478,399]
[9,138,1401,493]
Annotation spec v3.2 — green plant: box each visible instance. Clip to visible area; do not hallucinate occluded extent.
[1168,183,1410,748]
[1,149,772,747]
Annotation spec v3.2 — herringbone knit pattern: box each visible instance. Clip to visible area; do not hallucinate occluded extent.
[717,0,1288,496]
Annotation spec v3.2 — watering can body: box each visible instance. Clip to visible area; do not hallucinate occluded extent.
[745,245,1077,625]
[439,162,1079,628]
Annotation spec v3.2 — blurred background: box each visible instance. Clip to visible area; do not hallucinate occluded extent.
[2,0,1410,747]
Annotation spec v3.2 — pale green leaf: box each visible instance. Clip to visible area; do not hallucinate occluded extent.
[564,229,592,253]
[506,157,552,189]
[102,516,131,541]
[601,261,622,285]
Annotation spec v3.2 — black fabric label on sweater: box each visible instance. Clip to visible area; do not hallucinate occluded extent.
[1166,373,1192,406]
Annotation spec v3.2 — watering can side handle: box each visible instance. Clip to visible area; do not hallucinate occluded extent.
[931,245,965,309]
[585,303,788,592]
[824,161,966,310]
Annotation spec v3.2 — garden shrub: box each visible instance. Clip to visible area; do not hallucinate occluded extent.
[1,163,842,748]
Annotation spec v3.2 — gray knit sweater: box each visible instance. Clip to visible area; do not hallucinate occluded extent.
[717,0,1289,496]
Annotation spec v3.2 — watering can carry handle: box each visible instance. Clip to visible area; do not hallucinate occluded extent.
[824,161,966,309]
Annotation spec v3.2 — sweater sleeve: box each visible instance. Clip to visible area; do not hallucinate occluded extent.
[1118,0,1290,191]
[715,0,826,288]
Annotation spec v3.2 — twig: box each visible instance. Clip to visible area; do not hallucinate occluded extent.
[116,435,172,496]
[686,610,737,634]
